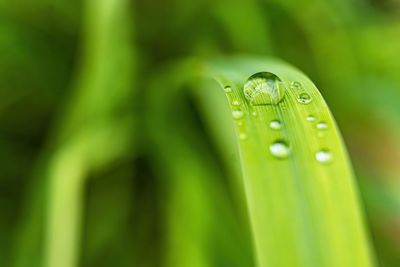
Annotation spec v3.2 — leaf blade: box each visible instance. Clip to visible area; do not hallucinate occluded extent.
[205,56,376,267]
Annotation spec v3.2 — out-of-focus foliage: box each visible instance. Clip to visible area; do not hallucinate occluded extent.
[0,0,400,266]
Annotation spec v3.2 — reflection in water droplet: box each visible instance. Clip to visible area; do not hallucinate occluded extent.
[244,72,285,105]
[232,110,243,120]
[270,120,282,130]
[317,122,328,130]
[224,86,232,93]
[270,140,290,159]
[239,133,248,140]
[316,150,333,164]
[232,100,241,106]
[307,115,316,122]
[297,93,312,104]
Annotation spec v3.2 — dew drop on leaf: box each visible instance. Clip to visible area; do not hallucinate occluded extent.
[297,92,312,104]
[232,100,241,106]
[224,86,232,93]
[317,122,328,130]
[315,150,333,164]
[244,72,285,105]
[291,81,302,90]
[270,140,290,159]
[307,115,316,122]
[232,110,244,120]
[269,120,282,130]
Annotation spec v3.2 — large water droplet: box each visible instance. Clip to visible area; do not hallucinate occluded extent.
[270,140,290,159]
[244,72,285,105]
[297,93,312,104]
[315,150,333,164]
[269,120,282,130]
[232,110,244,120]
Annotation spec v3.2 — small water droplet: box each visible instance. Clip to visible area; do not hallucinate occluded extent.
[291,81,302,90]
[252,111,258,117]
[244,72,285,105]
[232,110,244,120]
[269,120,282,130]
[315,150,333,164]
[269,140,290,159]
[237,121,243,126]
[239,133,248,140]
[224,86,232,93]
[232,100,241,106]
[297,93,312,104]
[307,115,316,122]
[317,122,328,130]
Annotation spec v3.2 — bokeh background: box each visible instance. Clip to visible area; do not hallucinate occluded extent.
[1,0,400,266]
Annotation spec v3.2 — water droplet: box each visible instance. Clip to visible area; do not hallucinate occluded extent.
[252,111,258,117]
[232,110,244,120]
[244,72,285,105]
[239,133,248,140]
[269,140,290,159]
[237,121,243,126]
[224,86,232,93]
[269,120,282,130]
[315,150,333,164]
[291,81,302,90]
[317,122,328,130]
[307,115,316,122]
[297,93,312,104]
[232,100,241,106]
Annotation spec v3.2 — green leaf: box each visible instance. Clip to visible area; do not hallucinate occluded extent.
[147,56,376,267]
[204,56,376,267]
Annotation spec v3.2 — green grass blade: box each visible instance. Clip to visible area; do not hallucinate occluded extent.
[203,56,376,267]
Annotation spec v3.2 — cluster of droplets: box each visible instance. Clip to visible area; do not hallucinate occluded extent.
[226,74,335,164]
[267,119,290,159]
[290,80,334,164]
[242,72,290,158]
[291,81,312,105]
[232,105,247,140]
[224,85,248,141]
[306,114,334,164]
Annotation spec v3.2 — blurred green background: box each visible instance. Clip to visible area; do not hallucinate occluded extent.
[1,0,399,266]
